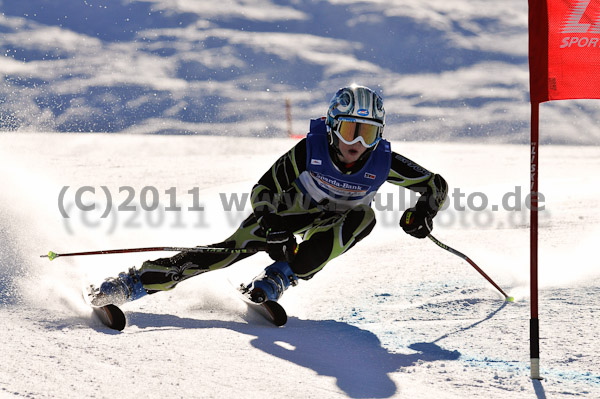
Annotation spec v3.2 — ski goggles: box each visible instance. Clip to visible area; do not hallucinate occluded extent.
[332,117,383,148]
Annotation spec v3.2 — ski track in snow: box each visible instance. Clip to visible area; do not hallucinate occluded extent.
[0,133,599,398]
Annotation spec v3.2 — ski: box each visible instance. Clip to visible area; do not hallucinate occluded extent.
[91,304,127,331]
[84,285,127,331]
[236,284,287,327]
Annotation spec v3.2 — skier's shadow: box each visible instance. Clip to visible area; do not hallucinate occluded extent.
[128,312,460,398]
[247,317,461,399]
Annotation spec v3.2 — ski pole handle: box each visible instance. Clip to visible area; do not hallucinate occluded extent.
[40,246,264,261]
[427,234,513,301]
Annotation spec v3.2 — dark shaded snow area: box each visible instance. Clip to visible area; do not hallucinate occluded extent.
[1,0,600,143]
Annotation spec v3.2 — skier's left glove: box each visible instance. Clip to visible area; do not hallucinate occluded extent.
[400,207,433,239]
[260,214,297,262]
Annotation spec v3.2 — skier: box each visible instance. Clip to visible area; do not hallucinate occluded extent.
[91,85,448,307]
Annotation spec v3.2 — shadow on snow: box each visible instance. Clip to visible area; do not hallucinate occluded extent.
[124,312,460,399]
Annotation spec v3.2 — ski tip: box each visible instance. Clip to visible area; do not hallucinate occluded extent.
[263,301,287,327]
[505,296,514,303]
[93,304,127,331]
[106,304,127,331]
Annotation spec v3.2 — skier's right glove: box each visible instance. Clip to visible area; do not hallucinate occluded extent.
[400,207,433,239]
[260,214,297,262]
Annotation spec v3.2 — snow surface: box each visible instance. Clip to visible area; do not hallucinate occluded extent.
[1,133,599,398]
[2,0,600,143]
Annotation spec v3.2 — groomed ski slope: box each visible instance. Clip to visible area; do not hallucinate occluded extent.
[0,133,599,398]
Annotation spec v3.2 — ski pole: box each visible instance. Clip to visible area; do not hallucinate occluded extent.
[40,246,264,261]
[427,234,513,302]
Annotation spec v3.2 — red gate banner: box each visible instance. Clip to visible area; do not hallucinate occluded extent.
[530,0,600,103]
[528,0,600,380]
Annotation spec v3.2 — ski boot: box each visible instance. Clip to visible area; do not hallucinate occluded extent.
[246,261,298,303]
[90,267,147,307]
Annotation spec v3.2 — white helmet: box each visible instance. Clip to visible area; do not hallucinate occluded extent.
[326,85,385,152]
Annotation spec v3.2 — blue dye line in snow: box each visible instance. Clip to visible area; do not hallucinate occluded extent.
[463,356,600,386]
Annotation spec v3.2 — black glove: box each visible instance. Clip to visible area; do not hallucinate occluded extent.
[260,214,297,262]
[400,207,433,239]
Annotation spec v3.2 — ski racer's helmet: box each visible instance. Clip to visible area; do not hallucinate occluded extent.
[325,85,385,160]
